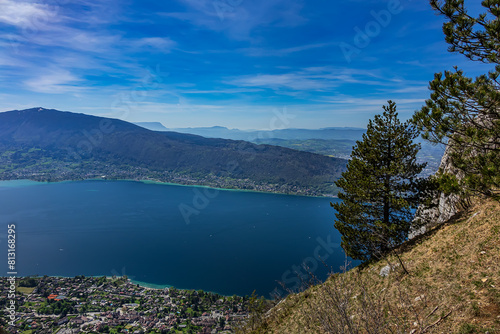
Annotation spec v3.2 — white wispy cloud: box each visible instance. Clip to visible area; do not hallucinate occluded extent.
[391,85,430,94]
[15,25,123,53]
[316,97,425,106]
[23,68,82,94]
[225,67,393,91]
[239,42,333,57]
[228,73,328,90]
[0,0,181,97]
[131,37,177,52]
[180,87,264,94]
[165,0,306,40]
[0,0,57,28]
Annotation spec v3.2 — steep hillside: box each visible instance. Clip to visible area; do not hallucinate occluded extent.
[245,197,500,333]
[0,108,347,195]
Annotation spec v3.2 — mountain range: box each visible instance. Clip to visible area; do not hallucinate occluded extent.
[135,124,368,141]
[0,108,347,196]
[135,122,445,175]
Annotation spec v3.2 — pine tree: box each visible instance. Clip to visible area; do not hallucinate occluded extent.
[412,0,500,200]
[332,101,427,261]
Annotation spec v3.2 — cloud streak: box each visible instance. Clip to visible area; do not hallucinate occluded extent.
[23,68,82,94]
[0,0,57,28]
[225,67,400,92]
[166,0,307,40]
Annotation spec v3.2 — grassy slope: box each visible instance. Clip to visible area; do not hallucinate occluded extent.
[248,197,500,333]
[16,286,35,294]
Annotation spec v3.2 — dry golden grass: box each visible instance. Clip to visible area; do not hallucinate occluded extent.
[245,197,500,334]
[16,286,35,295]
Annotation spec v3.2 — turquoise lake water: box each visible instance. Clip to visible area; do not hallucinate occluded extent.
[0,179,353,297]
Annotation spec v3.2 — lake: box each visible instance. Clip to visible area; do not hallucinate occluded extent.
[0,179,352,298]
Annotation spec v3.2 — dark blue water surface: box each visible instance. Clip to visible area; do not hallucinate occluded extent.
[0,180,351,297]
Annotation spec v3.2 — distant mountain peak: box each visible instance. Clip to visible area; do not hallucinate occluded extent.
[14,107,60,114]
[134,122,168,131]
[319,126,366,130]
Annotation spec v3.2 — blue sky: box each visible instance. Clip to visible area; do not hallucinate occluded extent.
[0,0,491,129]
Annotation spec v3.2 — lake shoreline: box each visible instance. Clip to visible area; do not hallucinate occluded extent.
[0,177,338,199]
[12,274,239,297]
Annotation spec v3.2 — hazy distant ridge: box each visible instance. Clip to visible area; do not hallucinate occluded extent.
[134,122,169,131]
[163,126,367,141]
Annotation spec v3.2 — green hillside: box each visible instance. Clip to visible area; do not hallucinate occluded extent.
[0,108,347,196]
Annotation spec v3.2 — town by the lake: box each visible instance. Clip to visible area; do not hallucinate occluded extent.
[0,276,253,334]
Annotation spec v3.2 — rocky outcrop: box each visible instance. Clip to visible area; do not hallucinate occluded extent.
[410,144,462,238]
